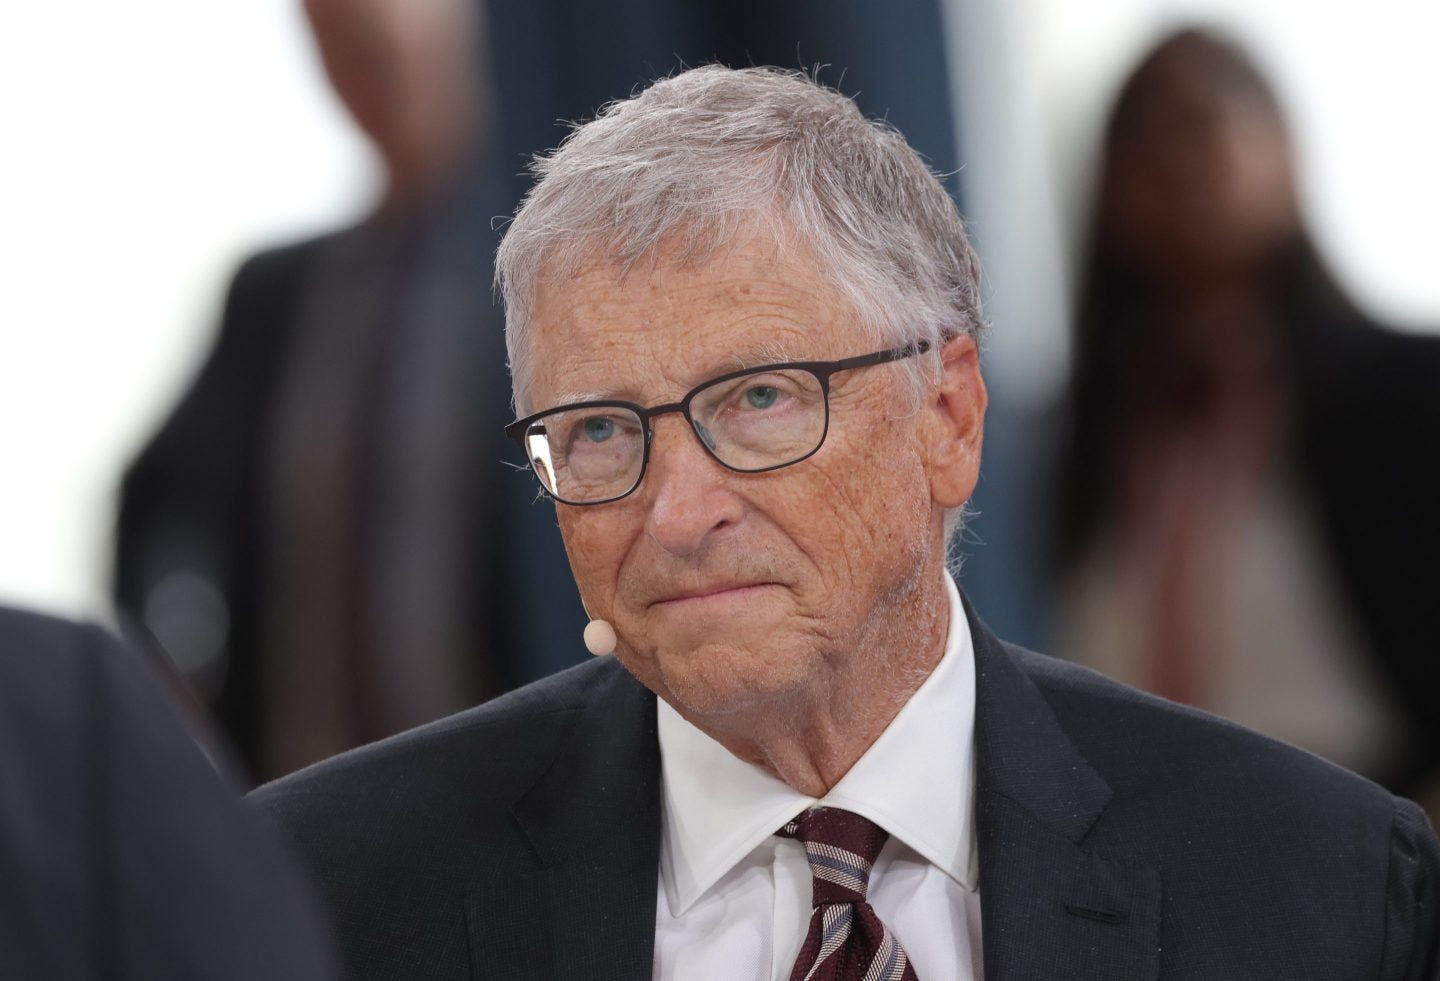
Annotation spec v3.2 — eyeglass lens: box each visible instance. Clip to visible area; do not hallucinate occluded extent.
[523,366,829,504]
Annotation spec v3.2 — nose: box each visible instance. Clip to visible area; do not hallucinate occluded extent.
[640,412,743,557]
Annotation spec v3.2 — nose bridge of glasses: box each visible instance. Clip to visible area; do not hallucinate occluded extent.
[641,397,717,455]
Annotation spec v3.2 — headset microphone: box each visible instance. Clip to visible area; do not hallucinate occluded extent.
[583,619,617,657]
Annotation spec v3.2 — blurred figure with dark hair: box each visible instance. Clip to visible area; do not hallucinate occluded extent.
[1056,28,1440,806]
[115,0,588,783]
[0,606,335,979]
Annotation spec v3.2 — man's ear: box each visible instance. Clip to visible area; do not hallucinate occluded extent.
[924,335,987,508]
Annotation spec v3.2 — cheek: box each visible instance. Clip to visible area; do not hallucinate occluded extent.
[862,463,933,561]
[555,509,627,615]
[805,424,934,567]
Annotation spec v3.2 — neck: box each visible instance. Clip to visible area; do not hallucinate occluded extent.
[681,567,951,798]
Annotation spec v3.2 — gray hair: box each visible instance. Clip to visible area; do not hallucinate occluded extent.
[495,65,985,538]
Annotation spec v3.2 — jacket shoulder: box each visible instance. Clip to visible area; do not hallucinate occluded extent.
[1008,643,1399,816]
[247,656,647,978]
[251,656,629,820]
[1005,644,1440,974]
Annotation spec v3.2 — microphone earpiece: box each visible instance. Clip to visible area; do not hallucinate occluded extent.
[583,619,617,657]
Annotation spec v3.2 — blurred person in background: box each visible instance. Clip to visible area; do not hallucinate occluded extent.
[1054,28,1440,812]
[0,606,335,978]
[114,0,586,782]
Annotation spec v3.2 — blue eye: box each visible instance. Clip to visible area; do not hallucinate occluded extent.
[582,417,616,442]
[744,385,779,409]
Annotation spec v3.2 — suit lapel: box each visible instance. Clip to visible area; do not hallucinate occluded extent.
[967,601,1161,979]
[465,661,662,979]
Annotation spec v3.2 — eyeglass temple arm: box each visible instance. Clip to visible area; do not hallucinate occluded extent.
[830,339,931,373]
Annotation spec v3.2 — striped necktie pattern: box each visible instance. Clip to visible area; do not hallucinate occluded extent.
[778,807,919,981]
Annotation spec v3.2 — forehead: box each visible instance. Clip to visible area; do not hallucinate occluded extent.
[527,238,866,408]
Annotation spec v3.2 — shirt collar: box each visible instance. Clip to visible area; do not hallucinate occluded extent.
[657,573,978,916]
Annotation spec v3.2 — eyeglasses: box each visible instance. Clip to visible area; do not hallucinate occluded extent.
[505,340,930,505]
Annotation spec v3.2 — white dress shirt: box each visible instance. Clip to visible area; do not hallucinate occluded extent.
[654,573,982,980]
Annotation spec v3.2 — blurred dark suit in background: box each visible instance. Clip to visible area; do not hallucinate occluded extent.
[115,0,553,782]
[1053,29,1440,811]
[0,606,335,979]
[114,0,964,784]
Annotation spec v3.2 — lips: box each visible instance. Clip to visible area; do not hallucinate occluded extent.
[651,582,778,606]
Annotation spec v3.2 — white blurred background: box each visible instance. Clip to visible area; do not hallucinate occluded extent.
[1,0,1436,619]
[1,1,378,616]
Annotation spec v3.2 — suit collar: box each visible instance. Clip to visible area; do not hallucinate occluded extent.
[966,597,1161,979]
[465,659,661,980]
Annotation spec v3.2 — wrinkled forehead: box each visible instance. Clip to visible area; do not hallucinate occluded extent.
[516,232,869,413]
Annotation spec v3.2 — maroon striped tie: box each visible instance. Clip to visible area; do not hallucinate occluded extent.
[778,807,919,981]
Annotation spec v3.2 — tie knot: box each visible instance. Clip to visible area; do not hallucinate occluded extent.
[778,807,890,906]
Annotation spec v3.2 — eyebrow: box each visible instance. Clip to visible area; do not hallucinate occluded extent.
[728,339,811,370]
[543,339,816,408]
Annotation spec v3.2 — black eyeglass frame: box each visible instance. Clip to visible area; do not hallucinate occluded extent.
[504,339,932,506]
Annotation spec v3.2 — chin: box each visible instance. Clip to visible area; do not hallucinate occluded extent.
[649,637,814,722]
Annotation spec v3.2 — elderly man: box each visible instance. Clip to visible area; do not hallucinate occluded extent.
[253,66,1438,979]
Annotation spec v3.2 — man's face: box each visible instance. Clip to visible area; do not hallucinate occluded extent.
[526,238,971,723]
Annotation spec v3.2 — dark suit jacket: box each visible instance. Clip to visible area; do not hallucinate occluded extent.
[252,601,1439,979]
[0,607,336,979]
[1293,316,1440,789]
[115,236,326,770]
